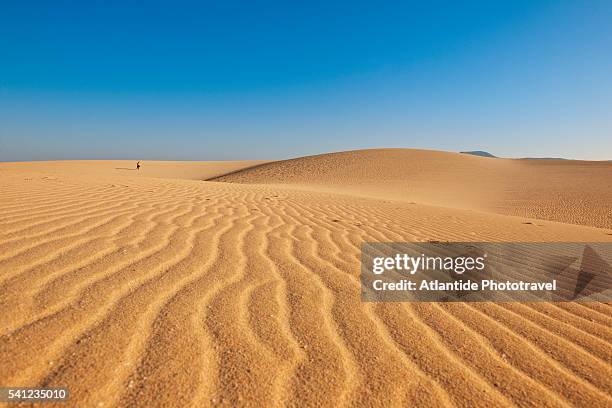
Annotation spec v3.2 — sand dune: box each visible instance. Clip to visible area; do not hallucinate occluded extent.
[212,149,612,229]
[1,150,611,407]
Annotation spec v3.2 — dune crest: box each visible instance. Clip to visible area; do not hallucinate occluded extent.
[211,148,612,229]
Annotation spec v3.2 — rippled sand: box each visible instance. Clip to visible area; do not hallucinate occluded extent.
[1,150,611,407]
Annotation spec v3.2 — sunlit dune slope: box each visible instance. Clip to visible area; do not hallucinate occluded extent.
[211,148,612,229]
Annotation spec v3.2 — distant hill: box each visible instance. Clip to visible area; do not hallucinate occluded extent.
[519,157,568,161]
[462,152,609,161]
[460,150,497,158]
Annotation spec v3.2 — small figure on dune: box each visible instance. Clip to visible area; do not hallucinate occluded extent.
[136,161,141,171]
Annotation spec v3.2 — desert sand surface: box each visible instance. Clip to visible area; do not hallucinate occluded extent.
[1,159,269,181]
[212,149,612,229]
[1,149,611,407]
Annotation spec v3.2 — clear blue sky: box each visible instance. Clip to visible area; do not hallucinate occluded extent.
[1,1,611,161]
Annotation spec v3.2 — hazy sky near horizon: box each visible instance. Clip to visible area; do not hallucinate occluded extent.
[1,1,612,161]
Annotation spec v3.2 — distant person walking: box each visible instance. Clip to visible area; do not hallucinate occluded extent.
[136,161,141,170]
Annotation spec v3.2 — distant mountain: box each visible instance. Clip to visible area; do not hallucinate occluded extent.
[460,151,610,161]
[519,157,568,160]
[460,151,497,158]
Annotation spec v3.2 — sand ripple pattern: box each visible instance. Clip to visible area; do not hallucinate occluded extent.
[1,173,611,407]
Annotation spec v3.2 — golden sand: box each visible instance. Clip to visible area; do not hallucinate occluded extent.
[1,150,611,407]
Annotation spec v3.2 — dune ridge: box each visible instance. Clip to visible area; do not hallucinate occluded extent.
[212,148,612,229]
[1,150,611,407]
